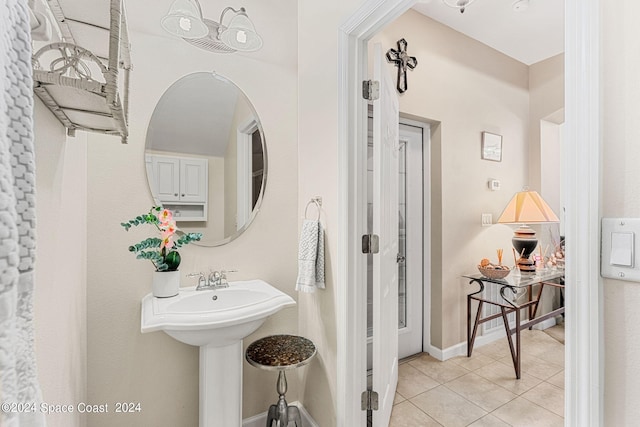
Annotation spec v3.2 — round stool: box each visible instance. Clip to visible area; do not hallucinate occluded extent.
[246,335,316,427]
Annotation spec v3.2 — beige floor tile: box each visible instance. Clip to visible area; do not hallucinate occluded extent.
[389,401,442,427]
[467,414,512,427]
[546,371,564,389]
[408,354,470,384]
[521,382,564,417]
[396,363,440,398]
[542,324,565,344]
[535,346,564,367]
[520,337,559,354]
[394,392,407,405]
[497,353,562,381]
[449,353,495,371]
[474,361,543,395]
[410,386,487,427]
[492,397,564,427]
[475,339,513,361]
[445,372,517,412]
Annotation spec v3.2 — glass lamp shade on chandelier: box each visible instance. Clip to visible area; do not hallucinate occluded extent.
[161,0,263,53]
[497,190,560,272]
[442,0,478,14]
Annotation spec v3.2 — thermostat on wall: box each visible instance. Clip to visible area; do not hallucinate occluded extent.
[487,179,501,191]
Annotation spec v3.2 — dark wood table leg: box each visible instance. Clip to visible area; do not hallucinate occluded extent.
[467,279,485,357]
[468,299,483,357]
[515,306,521,379]
[500,306,516,369]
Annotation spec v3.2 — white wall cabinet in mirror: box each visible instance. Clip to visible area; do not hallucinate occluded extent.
[146,154,209,221]
[145,72,267,246]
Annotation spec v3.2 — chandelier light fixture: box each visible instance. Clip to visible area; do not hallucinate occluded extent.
[442,0,478,14]
[161,0,263,53]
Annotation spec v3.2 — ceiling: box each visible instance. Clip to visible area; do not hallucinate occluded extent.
[412,0,564,65]
[44,0,561,71]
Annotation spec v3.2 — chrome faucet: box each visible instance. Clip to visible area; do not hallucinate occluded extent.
[187,272,209,291]
[208,270,236,289]
[189,270,236,291]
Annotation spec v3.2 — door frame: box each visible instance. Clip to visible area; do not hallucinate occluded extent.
[236,117,260,230]
[336,0,602,426]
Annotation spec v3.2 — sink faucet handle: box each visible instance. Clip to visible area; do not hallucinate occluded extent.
[220,269,237,276]
[187,272,207,289]
[217,269,237,287]
[219,269,237,280]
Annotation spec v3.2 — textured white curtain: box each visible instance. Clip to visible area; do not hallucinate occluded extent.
[0,0,46,426]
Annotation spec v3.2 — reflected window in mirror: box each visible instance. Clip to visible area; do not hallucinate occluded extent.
[145,72,267,247]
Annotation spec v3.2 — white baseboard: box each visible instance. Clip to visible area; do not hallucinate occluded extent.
[431,316,559,361]
[242,401,318,427]
[530,316,558,331]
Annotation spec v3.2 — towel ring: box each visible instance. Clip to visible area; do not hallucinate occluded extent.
[304,197,322,221]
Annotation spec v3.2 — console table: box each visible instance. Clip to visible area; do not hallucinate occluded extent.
[462,269,564,379]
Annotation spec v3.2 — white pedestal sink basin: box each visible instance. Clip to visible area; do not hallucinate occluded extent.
[141,279,295,427]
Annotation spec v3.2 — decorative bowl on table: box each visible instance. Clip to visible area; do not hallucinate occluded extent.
[477,265,511,280]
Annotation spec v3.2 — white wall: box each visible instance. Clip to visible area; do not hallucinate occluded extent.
[34,99,87,427]
[528,54,564,192]
[540,120,563,233]
[84,2,299,425]
[602,1,640,423]
[297,0,368,424]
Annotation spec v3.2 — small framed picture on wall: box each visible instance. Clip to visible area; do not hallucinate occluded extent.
[481,131,502,162]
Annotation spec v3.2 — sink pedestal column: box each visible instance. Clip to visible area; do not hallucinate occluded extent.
[200,341,243,427]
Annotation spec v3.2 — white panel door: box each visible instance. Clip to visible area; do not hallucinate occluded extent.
[180,158,208,203]
[152,156,180,202]
[398,123,425,359]
[371,43,400,427]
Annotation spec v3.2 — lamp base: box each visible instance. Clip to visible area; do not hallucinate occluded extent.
[512,225,538,272]
[516,257,536,273]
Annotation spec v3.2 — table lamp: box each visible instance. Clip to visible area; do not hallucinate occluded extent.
[497,189,559,272]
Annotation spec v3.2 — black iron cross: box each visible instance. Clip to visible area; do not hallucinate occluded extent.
[386,39,418,94]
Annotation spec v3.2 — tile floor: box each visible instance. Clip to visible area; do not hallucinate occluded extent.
[390,324,565,427]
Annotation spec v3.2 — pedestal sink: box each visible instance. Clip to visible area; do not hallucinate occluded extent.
[141,279,295,427]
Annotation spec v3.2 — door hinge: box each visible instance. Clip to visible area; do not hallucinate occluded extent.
[397,253,406,264]
[362,80,380,100]
[361,390,379,411]
[362,234,380,254]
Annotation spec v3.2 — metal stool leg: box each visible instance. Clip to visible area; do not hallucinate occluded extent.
[266,405,278,427]
[288,405,302,427]
[266,370,290,427]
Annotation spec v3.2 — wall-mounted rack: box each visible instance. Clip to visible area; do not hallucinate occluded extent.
[31,0,131,143]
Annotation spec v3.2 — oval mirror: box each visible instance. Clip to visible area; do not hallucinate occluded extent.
[145,72,266,247]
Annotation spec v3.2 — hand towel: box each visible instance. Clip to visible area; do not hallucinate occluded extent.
[295,219,325,293]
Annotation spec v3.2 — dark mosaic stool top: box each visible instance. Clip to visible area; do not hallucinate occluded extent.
[245,335,316,371]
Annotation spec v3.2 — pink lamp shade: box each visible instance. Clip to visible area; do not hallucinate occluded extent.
[497,190,559,224]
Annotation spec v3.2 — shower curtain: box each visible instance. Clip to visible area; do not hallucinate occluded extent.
[0,0,46,426]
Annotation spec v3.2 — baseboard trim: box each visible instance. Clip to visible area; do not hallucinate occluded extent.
[431,317,559,361]
[242,401,318,427]
[530,316,558,331]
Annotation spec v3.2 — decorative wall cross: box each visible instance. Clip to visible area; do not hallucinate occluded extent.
[386,39,418,93]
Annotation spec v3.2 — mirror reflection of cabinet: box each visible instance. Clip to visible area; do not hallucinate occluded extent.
[146,154,208,221]
[144,72,267,246]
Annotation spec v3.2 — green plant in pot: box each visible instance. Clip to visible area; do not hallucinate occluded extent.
[122,206,202,296]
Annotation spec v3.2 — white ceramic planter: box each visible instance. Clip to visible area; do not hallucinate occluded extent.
[152,270,180,298]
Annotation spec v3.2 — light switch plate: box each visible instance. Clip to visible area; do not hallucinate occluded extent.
[481,213,492,227]
[601,218,640,282]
